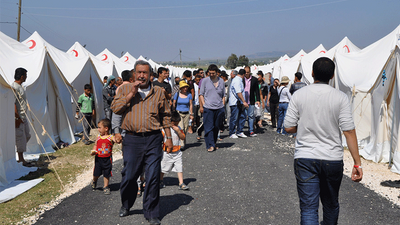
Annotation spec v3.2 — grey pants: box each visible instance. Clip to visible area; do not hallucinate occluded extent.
[82,113,92,140]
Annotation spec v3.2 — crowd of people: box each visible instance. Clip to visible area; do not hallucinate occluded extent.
[12,57,363,225]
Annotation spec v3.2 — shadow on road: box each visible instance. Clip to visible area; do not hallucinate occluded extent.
[159,193,194,219]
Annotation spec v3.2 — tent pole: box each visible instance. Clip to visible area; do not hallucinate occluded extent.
[389,66,397,168]
[17,0,22,41]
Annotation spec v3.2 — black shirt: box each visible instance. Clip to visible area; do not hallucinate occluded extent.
[269,85,279,104]
[153,80,172,94]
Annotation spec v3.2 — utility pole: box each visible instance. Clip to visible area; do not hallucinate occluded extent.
[179,49,182,67]
[17,0,22,41]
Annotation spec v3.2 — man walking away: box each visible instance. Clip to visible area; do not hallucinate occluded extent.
[284,57,363,224]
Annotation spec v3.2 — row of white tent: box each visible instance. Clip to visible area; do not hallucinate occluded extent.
[0,31,194,187]
[242,25,400,174]
[1,24,400,187]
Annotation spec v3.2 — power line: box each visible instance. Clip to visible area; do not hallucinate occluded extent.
[23,0,257,10]
[23,8,75,44]
[0,21,32,34]
[23,0,349,21]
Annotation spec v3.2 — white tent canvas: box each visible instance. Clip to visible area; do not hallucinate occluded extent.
[335,25,400,173]
[0,34,75,156]
[298,44,328,84]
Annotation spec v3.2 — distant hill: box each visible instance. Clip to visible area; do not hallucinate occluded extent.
[246,50,298,59]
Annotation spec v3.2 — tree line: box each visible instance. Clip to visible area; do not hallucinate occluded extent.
[226,54,249,69]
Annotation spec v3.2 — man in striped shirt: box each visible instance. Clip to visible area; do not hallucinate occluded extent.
[111,61,172,225]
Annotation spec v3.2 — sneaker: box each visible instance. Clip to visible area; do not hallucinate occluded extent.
[237,132,247,138]
[250,132,257,137]
[103,186,111,195]
[178,183,190,190]
[160,180,165,189]
[229,134,238,139]
[91,180,97,190]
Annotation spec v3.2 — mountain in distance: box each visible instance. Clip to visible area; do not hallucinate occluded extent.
[246,50,298,59]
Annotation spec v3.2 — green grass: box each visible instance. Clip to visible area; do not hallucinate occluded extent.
[0,140,95,225]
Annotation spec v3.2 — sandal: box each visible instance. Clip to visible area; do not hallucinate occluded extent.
[207,147,215,152]
[178,183,190,190]
[22,162,34,167]
[197,136,201,140]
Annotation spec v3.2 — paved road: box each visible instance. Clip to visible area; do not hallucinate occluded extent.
[35,126,400,224]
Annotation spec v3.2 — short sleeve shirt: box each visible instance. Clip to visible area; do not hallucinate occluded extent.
[153,80,172,94]
[284,83,355,161]
[11,82,28,120]
[199,77,225,109]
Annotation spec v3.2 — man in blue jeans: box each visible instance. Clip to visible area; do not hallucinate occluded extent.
[284,57,363,225]
[243,66,260,137]
[228,69,248,138]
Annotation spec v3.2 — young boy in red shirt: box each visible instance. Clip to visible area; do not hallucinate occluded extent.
[91,119,115,194]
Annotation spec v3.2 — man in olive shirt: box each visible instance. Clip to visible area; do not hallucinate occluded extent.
[12,68,33,167]
[111,61,172,225]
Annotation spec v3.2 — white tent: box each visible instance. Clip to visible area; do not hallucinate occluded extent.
[23,32,104,134]
[335,25,400,174]
[66,42,106,125]
[95,49,120,79]
[271,54,290,79]
[5,33,76,156]
[119,52,137,72]
[0,74,36,187]
[298,44,328,84]
[279,49,307,82]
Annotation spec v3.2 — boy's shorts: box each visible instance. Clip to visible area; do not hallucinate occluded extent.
[94,156,112,178]
[161,151,183,174]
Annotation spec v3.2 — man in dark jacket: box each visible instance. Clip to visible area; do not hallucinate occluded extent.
[243,66,260,137]
[289,72,307,95]
[103,75,116,121]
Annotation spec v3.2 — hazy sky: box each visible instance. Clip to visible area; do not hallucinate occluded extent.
[1,0,400,62]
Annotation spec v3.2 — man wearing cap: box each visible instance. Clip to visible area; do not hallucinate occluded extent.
[277,76,291,135]
[103,75,116,121]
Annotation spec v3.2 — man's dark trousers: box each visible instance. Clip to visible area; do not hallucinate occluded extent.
[120,131,163,219]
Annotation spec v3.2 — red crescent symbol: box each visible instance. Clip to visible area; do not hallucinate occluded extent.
[27,40,36,49]
[300,55,304,57]
[319,50,326,54]
[72,50,78,57]
[102,54,108,61]
[343,45,350,53]
[124,56,129,62]
[284,59,288,61]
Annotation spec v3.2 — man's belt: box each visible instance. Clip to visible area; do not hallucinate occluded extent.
[126,130,161,137]
[177,111,189,114]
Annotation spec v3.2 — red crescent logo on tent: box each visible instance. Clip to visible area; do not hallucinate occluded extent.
[343,45,350,53]
[27,40,36,49]
[284,59,288,61]
[319,51,326,54]
[72,50,78,57]
[300,55,304,57]
[102,54,108,61]
[124,56,129,62]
